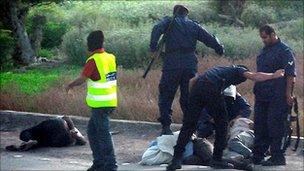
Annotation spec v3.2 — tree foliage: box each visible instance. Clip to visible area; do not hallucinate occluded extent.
[0,0,62,65]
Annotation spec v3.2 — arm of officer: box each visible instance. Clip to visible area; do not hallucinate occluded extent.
[149,17,171,52]
[195,23,224,55]
[243,69,285,82]
[280,49,296,106]
[189,75,199,91]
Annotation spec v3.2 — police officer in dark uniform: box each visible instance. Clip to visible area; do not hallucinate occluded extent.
[252,25,296,166]
[197,86,251,138]
[150,5,224,135]
[167,65,285,171]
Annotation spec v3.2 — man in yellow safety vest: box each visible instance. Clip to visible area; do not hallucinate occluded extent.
[66,30,118,171]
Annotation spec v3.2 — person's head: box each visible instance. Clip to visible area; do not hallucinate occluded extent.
[20,130,32,142]
[173,4,189,15]
[259,25,278,46]
[87,30,104,52]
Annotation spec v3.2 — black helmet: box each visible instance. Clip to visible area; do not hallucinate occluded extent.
[173,5,189,15]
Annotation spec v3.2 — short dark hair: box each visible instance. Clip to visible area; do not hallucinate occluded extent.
[173,5,189,15]
[259,25,276,35]
[87,30,104,52]
[20,130,32,142]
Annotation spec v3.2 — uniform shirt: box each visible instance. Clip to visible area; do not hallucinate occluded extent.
[150,15,223,70]
[199,65,249,91]
[254,39,296,101]
[199,94,251,123]
[225,94,251,120]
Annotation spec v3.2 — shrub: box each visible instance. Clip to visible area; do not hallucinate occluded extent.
[41,22,69,49]
[241,4,277,27]
[38,49,54,59]
[104,25,151,68]
[0,29,15,70]
[26,3,70,49]
[61,28,87,65]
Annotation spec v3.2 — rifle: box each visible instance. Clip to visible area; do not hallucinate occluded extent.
[142,7,181,79]
[282,97,300,151]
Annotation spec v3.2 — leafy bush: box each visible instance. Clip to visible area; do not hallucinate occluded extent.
[61,28,87,65]
[38,48,54,59]
[0,29,15,70]
[197,24,262,60]
[41,22,69,49]
[26,3,70,49]
[104,25,151,68]
[241,4,277,27]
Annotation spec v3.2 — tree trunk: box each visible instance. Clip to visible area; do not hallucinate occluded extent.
[31,15,46,56]
[9,0,35,64]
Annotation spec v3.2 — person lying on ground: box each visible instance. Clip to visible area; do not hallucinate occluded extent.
[139,131,213,166]
[6,116,86,151]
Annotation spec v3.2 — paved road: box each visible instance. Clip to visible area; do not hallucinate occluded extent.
[0,110,303,170]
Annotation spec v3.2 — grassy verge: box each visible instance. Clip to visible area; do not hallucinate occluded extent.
[0,65,81,95]
[0,55,303,136]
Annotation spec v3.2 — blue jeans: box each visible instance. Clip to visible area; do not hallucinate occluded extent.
[87,108,117,171]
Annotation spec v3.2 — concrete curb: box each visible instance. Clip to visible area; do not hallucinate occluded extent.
[0,110,182,133]
[1,110,302,154]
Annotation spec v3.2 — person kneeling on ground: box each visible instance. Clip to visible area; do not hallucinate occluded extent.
[6,116,86,151]
[197,85,251,138]
[167,65,284,171]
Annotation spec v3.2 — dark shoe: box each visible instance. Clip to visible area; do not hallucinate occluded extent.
[166,158,182,171]
[261,156,286,166]
[161,125,173,135]
[252,156,265,165]
[210,159,234,169]
[87,165,105,171]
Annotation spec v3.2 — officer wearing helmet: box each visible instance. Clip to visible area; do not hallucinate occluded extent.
[150,4,224,135]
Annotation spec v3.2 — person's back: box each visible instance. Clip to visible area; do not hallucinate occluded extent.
[150,12,223,70]
[150,5,224,135]
[21,118,73,147]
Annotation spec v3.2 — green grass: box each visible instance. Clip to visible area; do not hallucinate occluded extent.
[0,65,81,95]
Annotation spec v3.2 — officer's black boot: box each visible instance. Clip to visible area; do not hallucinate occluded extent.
[261,155,286,166]
[166,157,182,171]
[161,125,173,135]
[251,155,265,165]
[210,159,234,169]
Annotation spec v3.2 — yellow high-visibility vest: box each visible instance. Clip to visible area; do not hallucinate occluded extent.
[85,52,117,108]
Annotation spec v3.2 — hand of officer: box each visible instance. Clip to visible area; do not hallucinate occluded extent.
[149,51,158,58]
[215,45,224,56]
[273,69,285,79]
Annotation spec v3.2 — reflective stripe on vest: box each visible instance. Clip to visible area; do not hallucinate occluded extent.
[85,52,117,108]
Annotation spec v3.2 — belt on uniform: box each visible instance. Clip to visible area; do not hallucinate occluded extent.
[165,48,195,54]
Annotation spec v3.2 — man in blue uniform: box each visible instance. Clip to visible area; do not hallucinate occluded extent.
[150,5,224,135]
[167,65,285,170]
[197,85,251,138]
[252,25,296,166]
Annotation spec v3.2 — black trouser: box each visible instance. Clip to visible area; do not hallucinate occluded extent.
[173,78,229,161]
[158,68,196,126]
[253,99,289,159]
